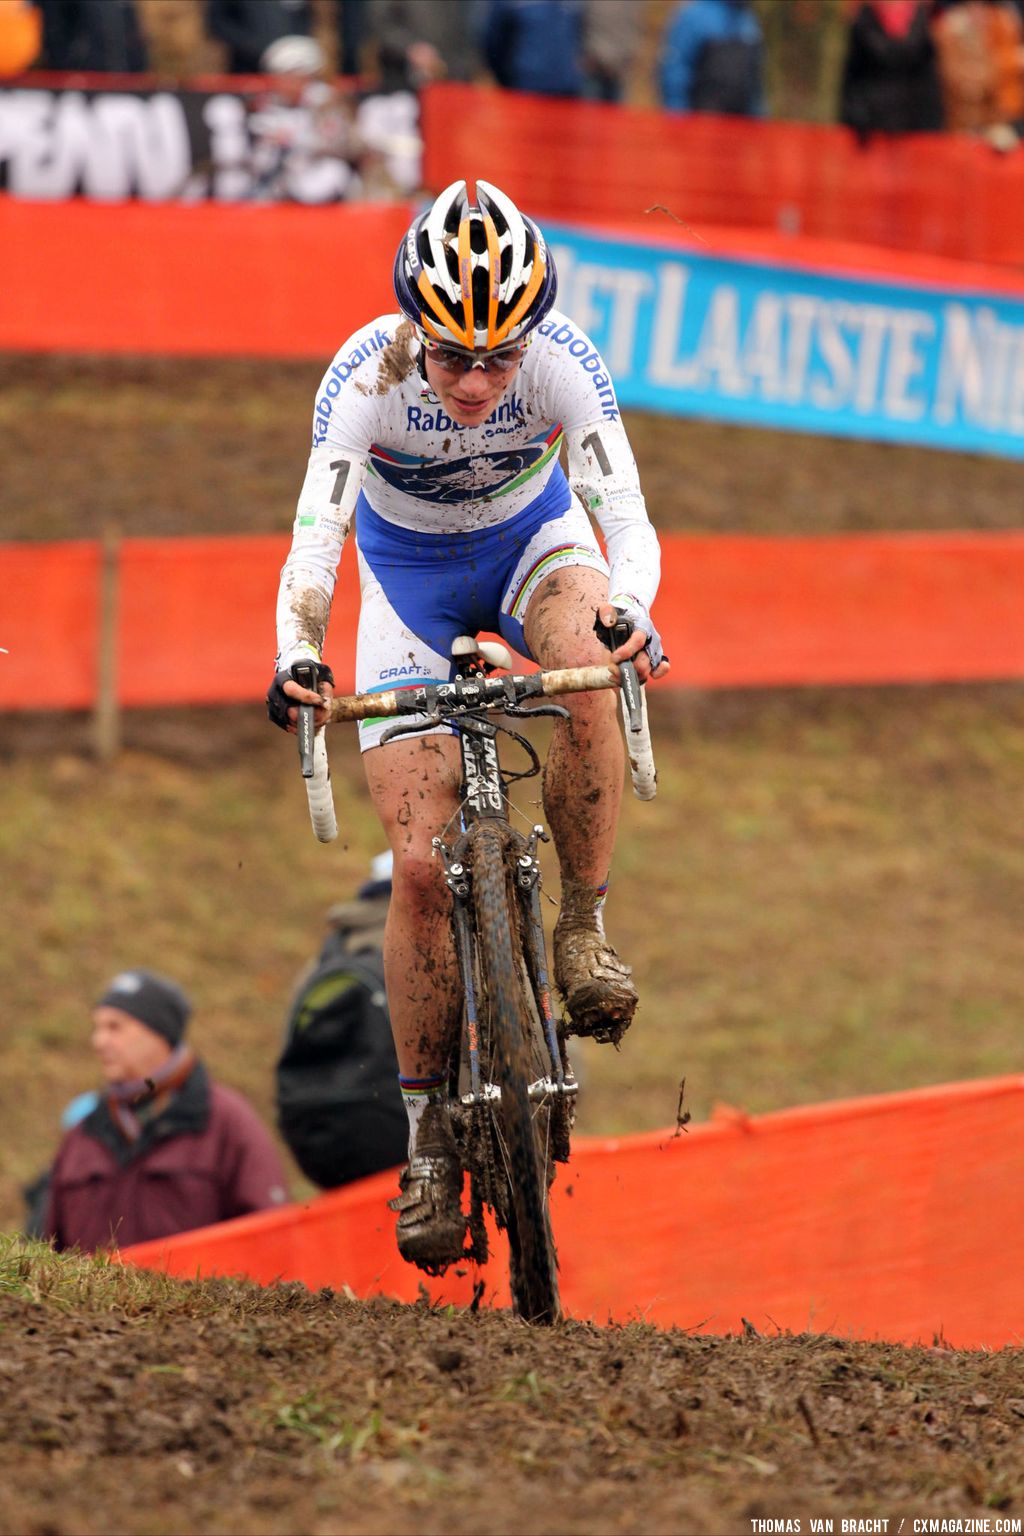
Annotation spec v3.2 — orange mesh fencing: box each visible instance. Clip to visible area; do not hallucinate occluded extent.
[421,83,1024,269]
[0,541,100,709]
[0,199,412,356]
[122,1075,1024,1347]
[659,531,1024,687]
[3,530,1023,710]
[116,536,358,706]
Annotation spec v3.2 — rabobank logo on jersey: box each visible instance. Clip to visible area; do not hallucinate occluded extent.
[405,392,525,434]
[535,317,620,422]
[312,328,392,446]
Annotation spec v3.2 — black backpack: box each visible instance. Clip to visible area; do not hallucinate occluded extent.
[274,930,407,1188]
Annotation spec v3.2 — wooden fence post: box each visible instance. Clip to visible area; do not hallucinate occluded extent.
[93,525,120,760]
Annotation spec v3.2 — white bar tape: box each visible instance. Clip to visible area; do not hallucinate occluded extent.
[305,729,338,842]
[621,687,657,801]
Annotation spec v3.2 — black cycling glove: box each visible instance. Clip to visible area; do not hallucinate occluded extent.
[266,660,335,731]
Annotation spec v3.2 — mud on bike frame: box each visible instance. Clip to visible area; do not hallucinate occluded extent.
[294,632,656,1324]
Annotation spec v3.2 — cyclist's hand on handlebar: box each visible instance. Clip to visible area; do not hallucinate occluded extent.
[266,661,335,732]
[596,602,670,683]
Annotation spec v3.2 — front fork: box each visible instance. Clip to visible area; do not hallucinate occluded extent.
[434,826,574,1103]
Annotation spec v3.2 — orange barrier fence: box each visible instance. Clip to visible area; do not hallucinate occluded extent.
[122,1075,1024,1347]
[6,192,1024,365]
[2,530,1022,711]
[422,82,1024,270]
[1,541,101,709]
[0,199,413,356]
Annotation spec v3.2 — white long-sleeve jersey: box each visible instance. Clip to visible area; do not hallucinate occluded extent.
[275,308,661,669]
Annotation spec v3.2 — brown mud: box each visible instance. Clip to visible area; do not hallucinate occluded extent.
[2,1269,1022,1536]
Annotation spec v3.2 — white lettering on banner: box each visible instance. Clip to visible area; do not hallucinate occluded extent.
[742,291,786,399]
[851,304,890,414]
[646,263,936,422]
[882,308,933,420]
[203,94,250,201]
[935,303,1024,431]
[785,294,818,404]
[558,256,652,375]
[648,264,698,387]
[698,285,750,396]
[809,300,855,409]
[0,89,190,200]
[0,89,49,167]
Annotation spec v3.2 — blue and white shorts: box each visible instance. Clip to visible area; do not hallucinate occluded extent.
[353,477,609,751]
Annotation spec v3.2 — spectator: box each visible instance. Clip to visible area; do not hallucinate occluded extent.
[41,969,289,1253]
[336,0,371,74]
[275,853,408,1190]
[38,0,148,72]
[23,1090,100,1239]
[483,0,587,97]
[206,0,314,75]
[658,0,766,116]
[933,0,1024,139]
[247,34,365,202]
[0,0,41,75]
[370,0,483,92]
[839,0,946,138]
[583,0,642,102]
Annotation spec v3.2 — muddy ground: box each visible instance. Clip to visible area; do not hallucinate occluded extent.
[2,1258,1023,1536]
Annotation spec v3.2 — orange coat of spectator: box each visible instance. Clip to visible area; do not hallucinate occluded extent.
[0,0,41,75]
[934,0,1024,131]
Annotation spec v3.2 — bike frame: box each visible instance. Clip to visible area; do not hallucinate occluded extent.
[433,706,574,1120]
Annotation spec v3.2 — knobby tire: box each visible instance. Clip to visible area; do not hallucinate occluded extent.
[470,821,560,1325]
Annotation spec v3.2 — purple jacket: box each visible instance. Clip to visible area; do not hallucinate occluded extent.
[42,1062,289,1252]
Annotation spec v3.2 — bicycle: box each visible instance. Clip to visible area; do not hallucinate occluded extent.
[295,626,656,1324]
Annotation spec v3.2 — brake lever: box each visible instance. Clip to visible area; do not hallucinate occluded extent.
[595,615,643,733]
[292,662,317,778]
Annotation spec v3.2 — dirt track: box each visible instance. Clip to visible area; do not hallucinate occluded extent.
[2,1272,1023,1536]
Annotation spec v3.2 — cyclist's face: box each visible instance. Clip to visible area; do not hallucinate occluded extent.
[423,347,522,427]
[91,1006,173,1084]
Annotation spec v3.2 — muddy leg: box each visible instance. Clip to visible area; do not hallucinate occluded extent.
[523,567,638,1041]
[362,733,463,1079]
[525,567,622,890]
[365,733,469,1270]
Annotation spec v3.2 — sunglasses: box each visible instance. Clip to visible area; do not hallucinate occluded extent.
[423,341,527,374]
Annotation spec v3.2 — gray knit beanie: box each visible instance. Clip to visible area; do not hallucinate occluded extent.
[95,969,192,1046]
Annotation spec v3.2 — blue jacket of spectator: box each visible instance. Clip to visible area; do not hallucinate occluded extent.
[659,0,766,116]
[484,0,586,98]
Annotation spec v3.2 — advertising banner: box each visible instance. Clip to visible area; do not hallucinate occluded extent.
[548,224,1024,460]
[0,78,417,203]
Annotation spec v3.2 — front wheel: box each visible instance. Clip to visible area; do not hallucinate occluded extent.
[470,820,560,1324]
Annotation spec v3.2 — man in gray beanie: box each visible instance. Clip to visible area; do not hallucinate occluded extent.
[42,968,289,1253]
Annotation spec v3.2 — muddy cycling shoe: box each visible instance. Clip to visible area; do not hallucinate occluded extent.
[388,1103,467,1275]
[553,912,638,1047]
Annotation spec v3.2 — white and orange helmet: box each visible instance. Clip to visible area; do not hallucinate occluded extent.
[394,179,557,353]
